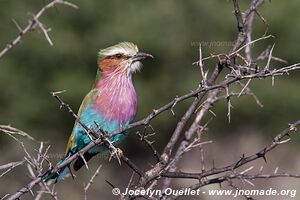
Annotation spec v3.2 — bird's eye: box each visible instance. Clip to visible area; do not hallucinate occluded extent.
[116,54,122,59]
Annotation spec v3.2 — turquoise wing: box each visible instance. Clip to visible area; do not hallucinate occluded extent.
[66,88,129,155]
[65,88,98,155]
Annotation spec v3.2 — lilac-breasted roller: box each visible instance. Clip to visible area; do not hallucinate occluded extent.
[46,42,153,182]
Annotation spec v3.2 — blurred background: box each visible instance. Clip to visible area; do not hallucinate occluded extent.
[0,0,300,199]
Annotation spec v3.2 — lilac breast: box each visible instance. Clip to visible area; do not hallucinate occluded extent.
[94,74,137,124]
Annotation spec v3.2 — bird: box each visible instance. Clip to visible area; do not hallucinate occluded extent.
[45,42,153,182]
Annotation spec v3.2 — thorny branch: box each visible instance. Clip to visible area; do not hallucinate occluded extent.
[84,165,102,200]
[162,120,300,181]
[0,125,35,141]
[0,0,78,59]
[1,0,300,200]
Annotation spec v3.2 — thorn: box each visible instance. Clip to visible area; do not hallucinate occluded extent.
[11,18,22,32]
[105,179,116,189]
[264,43,275,72]
[152,109,158,115]
[51,90,66,96]
[68,165,75,180]
[209,109,216,117]
[274,167,279,174]
[234,154,245,169]
[149,140,155,145]
[288,123,297,132]
[238,79,252,97]
[226,86,233,123]
[256,150,267,163]
[259,165,264,173]
[79,153,89,170]
[240,166,254,174]
[244,179,255,187]
[170,108,176,117]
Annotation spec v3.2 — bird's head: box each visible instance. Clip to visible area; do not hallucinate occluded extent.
[98,42,153,76]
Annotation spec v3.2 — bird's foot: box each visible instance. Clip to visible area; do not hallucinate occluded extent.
[109,147,123,165]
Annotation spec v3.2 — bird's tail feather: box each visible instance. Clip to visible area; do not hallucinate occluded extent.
[43,152,97,182]
[55,166,70,182]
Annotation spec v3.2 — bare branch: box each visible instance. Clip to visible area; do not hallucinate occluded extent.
[162,119,300,182]
[0,125,35,141]
[0,161,24,178]
[0,0,78,59]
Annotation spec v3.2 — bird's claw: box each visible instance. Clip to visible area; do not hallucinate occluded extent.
[109,147,123,165]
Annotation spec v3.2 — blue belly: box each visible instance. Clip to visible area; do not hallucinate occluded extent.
[72,104,130,154]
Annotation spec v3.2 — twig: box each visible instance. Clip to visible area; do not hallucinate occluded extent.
[0,0,78,59]
[162,119,300,181]
[264,43,275,72]
[136,128,161,162]
[230,35,274,57]
[0,161,25,177]
[226,86,233,123]
[197,44,207,84]
[0,125,35,141]
[84,165,102,200]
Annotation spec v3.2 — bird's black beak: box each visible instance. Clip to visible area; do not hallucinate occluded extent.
[132,52,154,62]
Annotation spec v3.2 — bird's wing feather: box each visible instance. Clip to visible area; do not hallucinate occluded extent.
[65,88,98,155]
